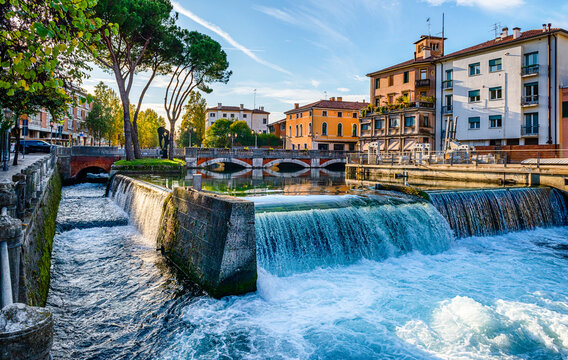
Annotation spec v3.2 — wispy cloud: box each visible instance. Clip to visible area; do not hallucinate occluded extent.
[337,87,350,92]
[311,80,321,88]
[353,75,368,82]
[254,5,350,44]
[172,1,291,75]
[423,0,524,11]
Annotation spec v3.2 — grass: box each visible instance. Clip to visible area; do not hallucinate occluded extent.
[114,158,186,167]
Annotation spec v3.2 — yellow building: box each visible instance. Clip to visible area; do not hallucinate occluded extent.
[284,97,367,151]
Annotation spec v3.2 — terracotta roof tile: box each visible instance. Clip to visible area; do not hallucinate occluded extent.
[366,57,436,77]
[285,100,367,114]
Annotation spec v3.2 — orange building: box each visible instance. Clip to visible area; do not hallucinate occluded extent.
[360,35,444,152]
[267,118,286,148]
[284,97,367,151]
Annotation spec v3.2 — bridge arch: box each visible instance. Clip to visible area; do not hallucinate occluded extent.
[263,168,310,178]
[263,158,310,169]
[199,157,252,169]
[70,156,117,179]
[319,158,346,168]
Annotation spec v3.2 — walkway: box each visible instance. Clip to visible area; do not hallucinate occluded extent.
[0,153,51,182]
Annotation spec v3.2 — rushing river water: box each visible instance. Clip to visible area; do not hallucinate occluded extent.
[47,182,568,359]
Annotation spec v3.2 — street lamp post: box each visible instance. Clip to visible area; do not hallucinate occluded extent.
[188,127,195,148]
[252,130,258,149]
[49,120,54,144]
[3,109,12,171]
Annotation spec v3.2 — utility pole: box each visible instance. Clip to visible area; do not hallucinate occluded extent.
[253,89,257,110]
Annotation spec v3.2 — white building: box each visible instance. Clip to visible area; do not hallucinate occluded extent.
[206,103,270,133]
[435,25,568,149]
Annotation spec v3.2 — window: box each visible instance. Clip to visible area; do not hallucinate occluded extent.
[524,113,538,134]
[296,114,299,119]
[403,71,409,83]
[468,116,480,129]
[404,116,415,127]
[304,144,307,149]
[209,113,215,117]
[352,124,357,136]
[375,98,380,107]
[375,78,380,89]
[402,92,410,102]
[388,75,394,86]
[322,122,327,135]
[289,126,291,135]
[422,115,429,127]
[243,114,247,118]
[375,119,384,129]
[563,101,568,118]
[489,86,502,100]
[420,69,428,80]
[489,115,502,128]
[468,89,481,102]
[295,125,298,137]
[524,52,538,66]
[352,112,357,118]
[322,110,327,116]
[230,114,234,118]
[389,117,399,128]
[292,144,295,150]
[263,118,267,124]
[300,124,303,136]
[337,111,343,118]
[388,94,394,104]
[446,69,452,80]
[289,115,292,119]
[361,123,371,131]
[489,58,502,72]
[469,62,480,76]
[309,122,312,134]
[333,144,344,151]
[309,110,312,116]
[337,123,343,136]
[223,113,227,118]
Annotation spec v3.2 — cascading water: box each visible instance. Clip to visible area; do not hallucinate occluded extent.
[107,174,170,242]
[253,194,453,275]
[429,187,568,238]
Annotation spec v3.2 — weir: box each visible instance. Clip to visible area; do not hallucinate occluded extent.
[429,187,568,238]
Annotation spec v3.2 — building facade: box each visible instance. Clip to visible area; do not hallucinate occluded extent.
[17,88,93,145]
[206,103,270,133]
[284,97,366,151]
[435,26,568,151]
[267,118,286,148]
[359,35,444,152]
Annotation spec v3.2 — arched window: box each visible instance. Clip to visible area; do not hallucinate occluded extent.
[337,123,343,136]
[352,124,357,137]
[322,122,328,135]
[295,125,298,137]
[289,126,291,136]
[300,124,303,136]
[309,122,312,134]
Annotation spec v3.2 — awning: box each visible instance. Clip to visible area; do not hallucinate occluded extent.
[388,139,400,151]
[403,138,416,151]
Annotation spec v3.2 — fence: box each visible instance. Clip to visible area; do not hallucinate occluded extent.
[347,147,565,167]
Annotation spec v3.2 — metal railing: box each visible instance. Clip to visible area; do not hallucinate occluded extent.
[521,64,539,76]
[521,95,539,106]
[442,80,453,89]
[442,105,453,114]
[415,79,431,87]
[184,147,349,159]
[521,125,539,136]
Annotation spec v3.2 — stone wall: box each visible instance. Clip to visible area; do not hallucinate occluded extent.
[157,187,257,298]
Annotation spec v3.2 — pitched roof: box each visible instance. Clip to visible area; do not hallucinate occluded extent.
[284,100,367,114]
[442,28,567,60]
[366,57,436,77]
[252,109,270,114]
[206,105,270,114]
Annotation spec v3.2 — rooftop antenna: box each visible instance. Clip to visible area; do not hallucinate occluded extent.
[427,17,431,37]
[491,22,502,38]
[253,88,257,109]
[324,91,327,100]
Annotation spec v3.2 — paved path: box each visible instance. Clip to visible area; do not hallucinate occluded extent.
[0,153,51,182]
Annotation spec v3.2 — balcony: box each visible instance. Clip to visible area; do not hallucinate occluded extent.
[521,95,539,106]
[442,80,453,90]
[442,105,453,114]
[521,64,539,76]
[415,79,430,88]
[521,125,539,136]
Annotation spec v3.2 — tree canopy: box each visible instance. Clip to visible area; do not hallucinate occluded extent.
[179,91,206,147]
[137,108,165,148]
[203,119,282,148]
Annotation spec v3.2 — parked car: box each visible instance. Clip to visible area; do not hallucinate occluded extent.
[18,140,53,154]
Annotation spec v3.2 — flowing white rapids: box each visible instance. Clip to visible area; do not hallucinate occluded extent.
[107,175,170,243]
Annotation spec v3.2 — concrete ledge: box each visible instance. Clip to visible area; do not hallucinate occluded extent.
[157,187,257,298]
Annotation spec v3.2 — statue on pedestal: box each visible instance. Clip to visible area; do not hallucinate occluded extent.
[157,127,169,159]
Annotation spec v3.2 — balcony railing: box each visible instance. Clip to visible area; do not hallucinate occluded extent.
[415,79,430,88]
[521,95,539,106]
[521,64,539,76]
[442,105,453,114]
[521,125,539,136]
[361,101,434,118]
[442,80,453,89]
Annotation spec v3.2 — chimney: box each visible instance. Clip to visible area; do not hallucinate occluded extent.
[501,27,509,39]
[543,24,547,32]
[337,97,343,102]
[330,97,335,101]
[260,106,264,111]
[294,103,299,109]
[218,102,222,108]
[513,27,521,39]
[240,104,244,110]
[548,23,552,31]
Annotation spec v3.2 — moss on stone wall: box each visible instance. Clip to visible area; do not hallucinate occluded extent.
[24,169,62,306]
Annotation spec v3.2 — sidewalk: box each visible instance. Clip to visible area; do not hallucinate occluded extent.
[0,153,51,183]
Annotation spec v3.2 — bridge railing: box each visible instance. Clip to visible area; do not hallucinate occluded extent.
[184,147,349,159]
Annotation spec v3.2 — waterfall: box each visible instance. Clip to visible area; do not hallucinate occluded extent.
[254,195,453,276]
[107,175,170,242]
[429,187,568,238]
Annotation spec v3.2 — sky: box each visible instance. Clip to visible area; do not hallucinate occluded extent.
[84,0,568,126]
